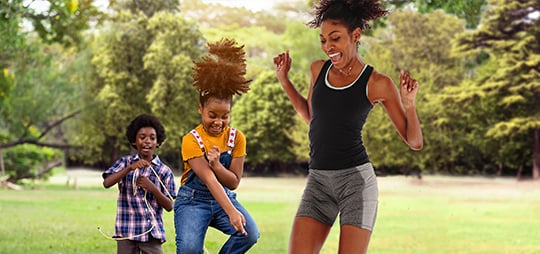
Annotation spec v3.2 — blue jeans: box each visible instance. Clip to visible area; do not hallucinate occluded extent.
[174,183,259,254]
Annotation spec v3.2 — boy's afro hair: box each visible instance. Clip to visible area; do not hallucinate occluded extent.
[125,114,167,149]
[192,38,251,99]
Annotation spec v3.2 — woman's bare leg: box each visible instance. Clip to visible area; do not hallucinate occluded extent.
[289,216,332,254]
[338,225,372,254]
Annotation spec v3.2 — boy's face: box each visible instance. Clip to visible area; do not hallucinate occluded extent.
[198,97,231,136]
[133,127,158,160]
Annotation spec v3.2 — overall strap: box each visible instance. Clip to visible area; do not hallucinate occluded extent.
[190,129,205,153]
[187,129,206,184]
[190,127,237,151]
[227,128,237,148]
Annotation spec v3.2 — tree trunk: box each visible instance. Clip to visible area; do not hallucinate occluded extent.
[0,149,5,184]
[533,128,540,179]
[497,163,503,176]
[533,90,540,179]
[111,145,119,166]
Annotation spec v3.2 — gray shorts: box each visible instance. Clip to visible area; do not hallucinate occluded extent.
[296,163,378,231]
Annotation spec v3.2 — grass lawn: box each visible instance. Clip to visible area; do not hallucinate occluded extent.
[1,169,540,254]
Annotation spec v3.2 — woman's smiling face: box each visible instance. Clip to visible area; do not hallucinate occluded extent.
[320,19,360,68]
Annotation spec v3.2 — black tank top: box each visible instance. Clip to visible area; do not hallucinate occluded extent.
[309,60,374,170]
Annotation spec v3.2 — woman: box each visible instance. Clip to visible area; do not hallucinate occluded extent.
[273,0,423,253]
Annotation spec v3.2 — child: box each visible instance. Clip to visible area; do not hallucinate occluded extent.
[102,113,177,254]
[174,38,260,254]
[273,0,423,253]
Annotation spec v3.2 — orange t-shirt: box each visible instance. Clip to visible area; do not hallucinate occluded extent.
[180,124,246,184]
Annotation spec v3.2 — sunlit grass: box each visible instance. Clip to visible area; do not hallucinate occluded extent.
[1,170,539,254]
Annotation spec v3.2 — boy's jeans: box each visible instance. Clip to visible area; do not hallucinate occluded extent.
[174,185,259,254]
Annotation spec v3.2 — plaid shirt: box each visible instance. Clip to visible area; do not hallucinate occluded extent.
[103,154,177,242]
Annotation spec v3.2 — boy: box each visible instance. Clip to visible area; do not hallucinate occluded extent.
[103,113,177,254]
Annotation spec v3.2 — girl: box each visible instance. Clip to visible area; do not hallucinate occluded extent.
[273,0,424,253]
[174,38,259,254]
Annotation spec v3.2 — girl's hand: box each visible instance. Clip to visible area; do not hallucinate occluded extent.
[399,70,419,109]
[206,146,221,170]
[228,209,248,235]
[273,50,292,82]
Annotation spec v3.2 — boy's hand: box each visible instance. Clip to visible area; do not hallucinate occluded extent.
[136,176,156,192]
[130,159,150,171]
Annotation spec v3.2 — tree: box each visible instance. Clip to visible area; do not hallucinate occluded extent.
[0,0,104,184]
[1,0,104,146]
[413,0,487,28]
[232,71,298,173]
[452,0,540,178]
[0,40,86,183]
[363,9,467,174]
[71,4,206,168]
[180,0,290,33]
[144,11,207,161]
[110,0,180,17]
[1,0,105,47]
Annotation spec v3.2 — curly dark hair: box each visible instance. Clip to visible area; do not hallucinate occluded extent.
[308,0,389,32]
[192,38,251,106]
[125,114,167,149]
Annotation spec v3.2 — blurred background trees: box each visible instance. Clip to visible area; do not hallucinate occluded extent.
[1,0,538,184]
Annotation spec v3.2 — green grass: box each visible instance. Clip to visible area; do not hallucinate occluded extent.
[1,170,540,254]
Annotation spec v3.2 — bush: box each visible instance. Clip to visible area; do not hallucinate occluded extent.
[3,144,63,182]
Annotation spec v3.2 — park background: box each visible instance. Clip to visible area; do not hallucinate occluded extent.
[1,0,539,253]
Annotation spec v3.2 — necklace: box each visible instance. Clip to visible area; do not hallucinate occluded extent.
[337,60,356,77]
[338,66,353,76]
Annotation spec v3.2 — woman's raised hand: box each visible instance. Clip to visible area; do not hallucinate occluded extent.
[273,50,292,82]
[399,70,419,108]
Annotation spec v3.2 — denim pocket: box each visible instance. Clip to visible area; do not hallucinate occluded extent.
[175,187,194,202]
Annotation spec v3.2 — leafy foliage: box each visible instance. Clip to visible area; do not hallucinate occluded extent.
[71,6,206,168]
[232,71,298,173]
[2,0,537,177]
[450,0,540,176]
[3,144,62,182]
[1,0,105,47]
[364,9,467,173]
[0,39,84,152]
[181,0,289,33]
[414,0,487,28]
[0,0,104,182]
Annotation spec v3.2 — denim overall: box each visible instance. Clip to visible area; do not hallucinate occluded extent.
[182,149,233,192]
[174,128,259,254]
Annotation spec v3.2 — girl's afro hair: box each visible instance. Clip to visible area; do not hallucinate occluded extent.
[308,0,389,31]
[192,38,251,100]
